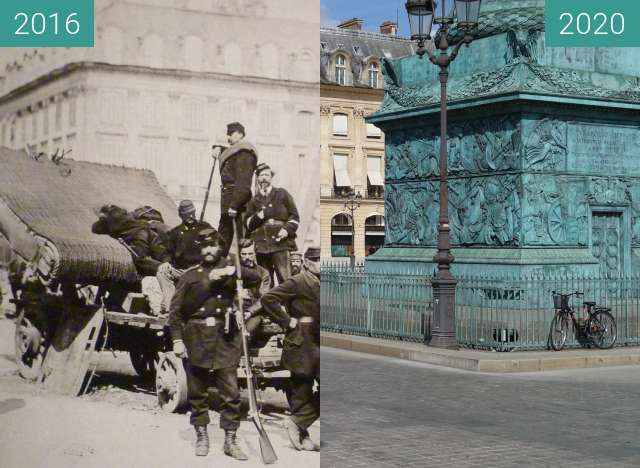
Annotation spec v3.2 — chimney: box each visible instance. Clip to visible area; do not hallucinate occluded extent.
[380,21,397,35]
[337,18,363,31]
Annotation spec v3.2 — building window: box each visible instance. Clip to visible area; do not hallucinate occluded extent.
[55,101,62,132]
[333,153,352,196]
[259,103,281,137]
[43,106,49,136]
[297,110,313,140]
[184,35,204,72]
[31,111,38,141]
[366,156,384,198]
[331,213,353,257]
[141,34,164,68]
[69,98,77,127]
[365,215,385,255]
[368,62,380,88]
[335,54,346,85]
[366,123,382,139]
[332,113,348,136]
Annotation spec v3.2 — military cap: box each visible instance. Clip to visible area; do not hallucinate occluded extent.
[255,162,274,176]
[226,122,245,136]
[178,199,196,217]
[304,246,321,260]
[290,251,303,260]
[133,205,164,223]
[197,228,220,246]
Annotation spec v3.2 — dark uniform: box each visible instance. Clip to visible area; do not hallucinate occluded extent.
[245,185,300,284]
[91,205,170,276]
[168,256,261,430]
[167,220,214,270]
[218,133,258,255]
[261,261,320,433]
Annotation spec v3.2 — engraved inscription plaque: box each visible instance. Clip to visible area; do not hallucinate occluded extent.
[568,123,640,174]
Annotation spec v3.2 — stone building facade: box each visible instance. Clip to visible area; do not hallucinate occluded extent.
[320,20,413,259]
[0,0,320,249]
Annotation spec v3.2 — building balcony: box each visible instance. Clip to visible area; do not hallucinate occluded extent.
[321,186,384,200]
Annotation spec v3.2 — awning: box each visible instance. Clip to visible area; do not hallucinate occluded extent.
[333,154,352,187]
[367,157,383,186]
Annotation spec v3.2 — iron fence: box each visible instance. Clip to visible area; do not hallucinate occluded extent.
[321,265,640,351]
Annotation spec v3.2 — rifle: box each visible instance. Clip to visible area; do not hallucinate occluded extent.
[200,145,225,222]
[231,222,278,465]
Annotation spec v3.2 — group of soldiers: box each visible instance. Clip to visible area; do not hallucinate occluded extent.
[91,122,320,460]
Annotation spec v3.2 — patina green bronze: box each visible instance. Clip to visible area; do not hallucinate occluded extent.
[367,0,640,278]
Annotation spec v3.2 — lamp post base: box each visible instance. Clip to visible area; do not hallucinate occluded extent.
[428,275,459,349]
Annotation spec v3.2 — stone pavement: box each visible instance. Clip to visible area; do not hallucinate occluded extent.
[322,331,640,372]
[321,347,640,468]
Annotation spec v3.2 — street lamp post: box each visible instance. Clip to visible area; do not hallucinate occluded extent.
[344,190,362,268]
[405,0,482,349]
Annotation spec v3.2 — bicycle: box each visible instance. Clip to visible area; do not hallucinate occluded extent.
[549,291,617,351]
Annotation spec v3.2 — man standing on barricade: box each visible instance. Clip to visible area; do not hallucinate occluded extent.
[245,163,300,284]
[168,228,261,460]
[217,122,257,256]
[261,246,320,452]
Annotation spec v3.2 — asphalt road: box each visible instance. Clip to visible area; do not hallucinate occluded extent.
[321,347,640,468]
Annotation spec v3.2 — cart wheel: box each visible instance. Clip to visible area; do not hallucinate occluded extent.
[14,310,48,381]
[129,348,159,379]
[156,352,188,413]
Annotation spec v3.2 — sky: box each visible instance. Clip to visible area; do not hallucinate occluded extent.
[321,0,411,36]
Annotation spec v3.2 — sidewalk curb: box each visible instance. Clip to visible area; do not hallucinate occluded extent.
[321,332,640,373]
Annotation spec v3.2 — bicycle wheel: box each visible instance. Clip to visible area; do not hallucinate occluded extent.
[590,310,617,349]
[549,313,569,351]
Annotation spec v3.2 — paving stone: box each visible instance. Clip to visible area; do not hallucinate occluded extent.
[321,347,640,468]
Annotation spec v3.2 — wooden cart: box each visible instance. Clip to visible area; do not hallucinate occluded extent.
[2,147,288,412]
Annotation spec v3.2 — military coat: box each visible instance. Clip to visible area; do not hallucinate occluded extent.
[219,141,258,213]
[260,267,320,377]
[168,257,261,369]
[91,208,170,276]
[245,187,300,254]
[167,220,214,269]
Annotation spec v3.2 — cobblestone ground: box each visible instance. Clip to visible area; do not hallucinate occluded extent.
[321,347,640,468]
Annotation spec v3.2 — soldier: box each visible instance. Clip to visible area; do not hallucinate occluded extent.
[237,238,271,335]
[169,228,262,460]
[157,200,215,313]
[167,200,215,270]
[92,204,171,277]
[92,204,173,314]
[217,122,258,256]
[245,163,300,284]
[261,246,320,452]
[290,251,303,276]
[132,205,171,247]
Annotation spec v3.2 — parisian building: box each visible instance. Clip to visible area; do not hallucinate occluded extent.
[320,18,413,259]
[0,0,320,250]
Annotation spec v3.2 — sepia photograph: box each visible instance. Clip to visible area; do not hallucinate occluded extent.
[0,1,319,467]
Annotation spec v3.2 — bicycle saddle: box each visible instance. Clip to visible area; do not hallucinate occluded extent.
[583,301,596,307]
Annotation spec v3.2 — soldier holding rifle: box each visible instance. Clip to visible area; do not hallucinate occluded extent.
[168,228,261,460]
[216,122,258,256]
[261,246,321,451]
